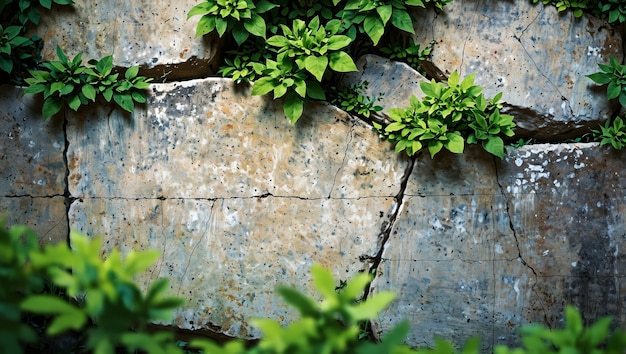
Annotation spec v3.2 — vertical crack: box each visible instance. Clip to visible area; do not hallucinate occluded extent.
[492,156,550,327]
[177,200,216,296]
[62,109,73,247]
[328,119,356,198]
[359,154,415,341]
[361,154,416,296]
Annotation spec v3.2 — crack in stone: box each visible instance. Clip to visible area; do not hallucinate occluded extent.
[492,156,550,327]
[361,154,416,295]
[63,108,72,246]
[2,194,65,198]
[356,154,415,341]
[177,200,216,296]
[513,5,575,118]
[329,120,356,198]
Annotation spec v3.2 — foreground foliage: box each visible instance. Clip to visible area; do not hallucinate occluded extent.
[3,218,626,353]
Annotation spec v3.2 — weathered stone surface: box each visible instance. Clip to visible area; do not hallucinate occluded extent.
[0,85,65,196]
[69,196,394,336]
[66,78,408,337]
[371,143,626,350]
[0,196,68,245]
[33,0,222,79]
[67,79,408,199]
[0,85,67,245]
[411,0,623,140]
[341,54,428,111]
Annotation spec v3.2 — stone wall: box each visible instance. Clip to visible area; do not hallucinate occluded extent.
[1,0,625,351]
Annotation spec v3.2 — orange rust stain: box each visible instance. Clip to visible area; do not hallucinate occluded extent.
[179,48,189,59]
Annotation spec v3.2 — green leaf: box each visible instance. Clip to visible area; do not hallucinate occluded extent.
[0,58,13,73]
[125,66,139,79]
[40,0,52,8]
[114,93,134,112]
[82,84,97,101]
[311,263,336,299]
[277,286,318,316]
[251,76,276,96]
[328,51,358,72]
[348,291,395,321]
[304,55,328,81]
[195,15,216,36]
[445,133,465,154]
[306,81,326,100]
[376,5,393,26]
[390,8,415,34]
[363,14,385,45]
[266,35,289,47]
[42,97,63,118]
[284,93,304,124]
[187,2,211,19]
[244,13,266,38]
[483,136,504,159]
[607,81,621,100]
[326,35,352,51]
[428,140,443,158]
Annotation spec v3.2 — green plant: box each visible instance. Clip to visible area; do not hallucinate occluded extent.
[191,264,415,354]
[327,81,383,118]
[187,0,277,45]
[510,137,534,148]
[24,45,152,119]
[250,16,358,123]
[378,38,435,73]
[531,0,626,23]
[592,116,626,149]
[0,0,73,84]
[0,217,185,354]
[0,218,43,353]
[373,71,515,159]
[587,56,626,107]
[336,0,425,45]
[0,24,33,73]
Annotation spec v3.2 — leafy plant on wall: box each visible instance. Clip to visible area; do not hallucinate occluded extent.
[0,0,74,85]
[24,46,152,119]
[188,0,453,124]
[373,71,515,159]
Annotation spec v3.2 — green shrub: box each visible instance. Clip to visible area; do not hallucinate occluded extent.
[191,263,415,354]
[24,45,152,119]
[531,0,626,24]
[373,71,515,159]
[0,219,184,354]
[0,0,73,84]
[592,116,626,149]
[190,0,454,125]
[327,81,383,118]
[587,56,626,108]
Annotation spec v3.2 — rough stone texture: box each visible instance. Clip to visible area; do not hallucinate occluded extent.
[341,54,428,111]
[411,0,624,140]
[0,85,67,244]
[33,0,223,80]
[66,78,408,337]
[371,143,626,350]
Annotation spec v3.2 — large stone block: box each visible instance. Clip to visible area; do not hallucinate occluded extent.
[69,196,393,336]
[0,85,67,245]
[0,85,65,196]
[371,143,626,350]
[33,0,222,79]
[411,0,623,140]
[66,78,409,337]
[66,79,408,199]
